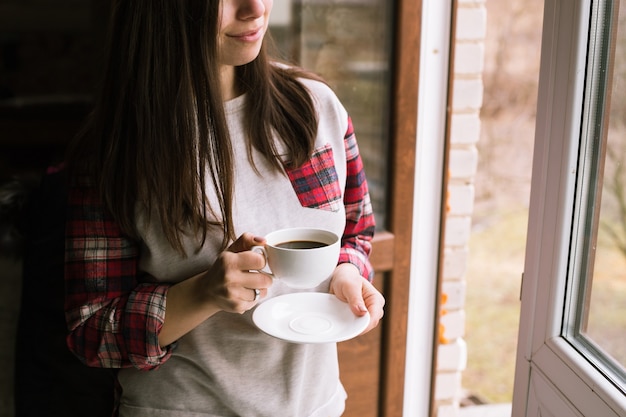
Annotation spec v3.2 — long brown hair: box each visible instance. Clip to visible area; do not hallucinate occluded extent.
[67,0,320,253]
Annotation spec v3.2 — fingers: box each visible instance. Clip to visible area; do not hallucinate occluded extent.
[228,232,266,253]
[342,282,369,316]
[226,233,267,272]
[224,249,267,271]
[345,280,384,334]
[221,251,272,295]
[361,281,385,332]
[241,287,267,303]
[330,264,368,314]
[213,272,271,314]
[329,264,385,335]
[205,250,273,314]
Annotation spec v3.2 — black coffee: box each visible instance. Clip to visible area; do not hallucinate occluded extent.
[275,240,327,250]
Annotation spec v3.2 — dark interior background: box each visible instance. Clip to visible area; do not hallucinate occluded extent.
[0,1,109,179]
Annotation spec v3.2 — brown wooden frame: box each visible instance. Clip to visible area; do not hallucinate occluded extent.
[380,0,424,415]
[338,0,427,415]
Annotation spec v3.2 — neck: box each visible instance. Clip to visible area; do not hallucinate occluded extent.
[220,65,238,101]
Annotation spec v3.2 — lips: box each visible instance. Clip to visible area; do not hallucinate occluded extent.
[228,27,263,42]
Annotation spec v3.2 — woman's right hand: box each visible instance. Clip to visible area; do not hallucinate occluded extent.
[202,232,272,313]
[158,233,271,347]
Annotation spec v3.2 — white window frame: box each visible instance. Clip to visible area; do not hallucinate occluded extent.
[404,0,452,415]
[512,0,626,415]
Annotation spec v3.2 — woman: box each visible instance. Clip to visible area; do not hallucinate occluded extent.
[64,0,385,416]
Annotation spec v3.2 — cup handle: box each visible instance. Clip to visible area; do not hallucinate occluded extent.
[251,246,274,277]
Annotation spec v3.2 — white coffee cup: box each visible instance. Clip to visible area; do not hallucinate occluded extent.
[252,227,341,289]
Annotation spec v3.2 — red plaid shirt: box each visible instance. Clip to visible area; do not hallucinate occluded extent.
[65,116,375,370]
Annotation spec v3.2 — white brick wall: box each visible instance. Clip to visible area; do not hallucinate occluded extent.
[451,114,481,145]
[441,280,467,310]
[438,404,461,417]
[435,0,486,415]
[455,42,485,75]
[443,247,469,279]
[444,216,472,247]
[440,310,466,342]
[449,147,479,179]
[455,5,487,40]
[447,184,475,216]
[435,371,463,401]
[438,338,468,372]
[452,79,484,110]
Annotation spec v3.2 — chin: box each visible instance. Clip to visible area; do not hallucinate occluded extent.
[223,46,264,67]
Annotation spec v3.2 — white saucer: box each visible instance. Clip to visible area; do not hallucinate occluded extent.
[252,292,370,344]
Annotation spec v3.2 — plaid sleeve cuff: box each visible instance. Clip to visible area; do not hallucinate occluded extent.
[125,283,172,369]
[339,245,374,281]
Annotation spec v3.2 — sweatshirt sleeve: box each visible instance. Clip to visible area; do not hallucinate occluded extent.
[64,177,172,370]
[339,116,376,281]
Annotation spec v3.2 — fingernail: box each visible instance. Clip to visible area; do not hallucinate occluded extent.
[357,304,368,313]
[253,236,264,243]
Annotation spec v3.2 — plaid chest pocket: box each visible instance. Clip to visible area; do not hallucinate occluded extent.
[285,143,342,212]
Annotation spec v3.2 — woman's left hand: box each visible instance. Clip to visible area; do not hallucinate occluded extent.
[329,264,385,335]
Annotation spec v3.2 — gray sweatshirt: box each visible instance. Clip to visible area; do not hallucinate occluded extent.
[117,79,353,417]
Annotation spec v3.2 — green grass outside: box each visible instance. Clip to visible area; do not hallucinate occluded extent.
[462,208,527,404]
[462,208,626,404]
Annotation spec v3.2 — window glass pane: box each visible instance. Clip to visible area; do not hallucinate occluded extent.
[269,0,394,228]
[583,2,626,371]
[567,0,626,387]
